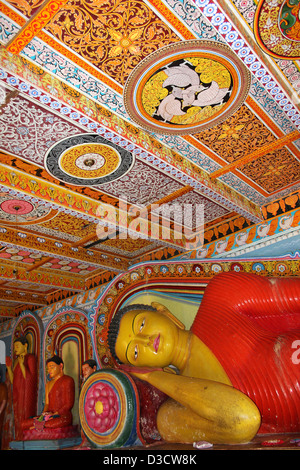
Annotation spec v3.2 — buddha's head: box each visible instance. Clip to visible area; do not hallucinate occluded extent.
[46,355,64,380]
[14,336,29,357]
[108,303,185,368]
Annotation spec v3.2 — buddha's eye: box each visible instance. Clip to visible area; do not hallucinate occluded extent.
[134,345,138,360]
[139,318,145,331]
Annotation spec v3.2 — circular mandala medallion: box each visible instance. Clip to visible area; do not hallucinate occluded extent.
[75,153,105,171]
[1,199,33,215]
[79,369,139,448]
[45,134,134,186]
[0,195,54,224]
[124,40,251,135]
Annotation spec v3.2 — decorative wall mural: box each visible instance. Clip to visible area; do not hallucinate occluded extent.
[254,0,300,59]
[124,40,251,135]
[44,134,134,186]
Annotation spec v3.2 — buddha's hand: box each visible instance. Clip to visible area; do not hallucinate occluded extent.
[17,354,25,365]
[117,364,163,381]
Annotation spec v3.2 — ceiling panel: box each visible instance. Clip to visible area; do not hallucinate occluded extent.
[0,0,299,319]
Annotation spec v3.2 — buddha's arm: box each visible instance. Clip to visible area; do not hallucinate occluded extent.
[7,365,13,384]
[144,369,259,421]
[42,382,50,413]
[128,368,261,443]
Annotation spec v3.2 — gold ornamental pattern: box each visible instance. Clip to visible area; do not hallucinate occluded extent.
[254,0,300,59]
[45,0,180,84]
[60,143,121,179]
[194,105,300,194]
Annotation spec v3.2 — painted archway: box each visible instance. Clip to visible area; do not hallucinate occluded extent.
[43,307,93,425]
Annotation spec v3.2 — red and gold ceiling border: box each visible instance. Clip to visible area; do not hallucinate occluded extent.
[0,224,129,271]
[6,0,70,54]
[209,129,300,180]
[0,2,122,94]
[0,162,198,252]
[0,287,48,306]
[0,1,25,27]
[0,262,85,291]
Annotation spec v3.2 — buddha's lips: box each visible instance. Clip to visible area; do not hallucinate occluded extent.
[153,334,160,353]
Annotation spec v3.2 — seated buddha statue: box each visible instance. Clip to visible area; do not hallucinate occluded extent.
[22,355,75,432]
[108,272,300,445]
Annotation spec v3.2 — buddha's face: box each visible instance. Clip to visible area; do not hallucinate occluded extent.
[47,361,63,380]
[115,309,179,367]
[14,341,27,357]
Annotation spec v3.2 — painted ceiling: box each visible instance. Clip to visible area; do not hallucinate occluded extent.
[0,0,299,320]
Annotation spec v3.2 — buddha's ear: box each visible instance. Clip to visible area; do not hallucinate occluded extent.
[151,302,185,330]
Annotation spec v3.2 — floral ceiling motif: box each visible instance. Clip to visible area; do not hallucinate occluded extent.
[194,104,300,194]
[46,0,180,85]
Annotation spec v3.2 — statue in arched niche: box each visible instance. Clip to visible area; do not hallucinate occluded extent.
[6,336,37,440]
[22,355,75,433]
[108,272,300,445]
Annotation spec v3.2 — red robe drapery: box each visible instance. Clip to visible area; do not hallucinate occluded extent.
[191,272,300,434]
[44,375,75,429]
[12,354,37,440]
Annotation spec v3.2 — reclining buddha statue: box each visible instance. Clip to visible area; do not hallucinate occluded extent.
[108,272,300,444]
